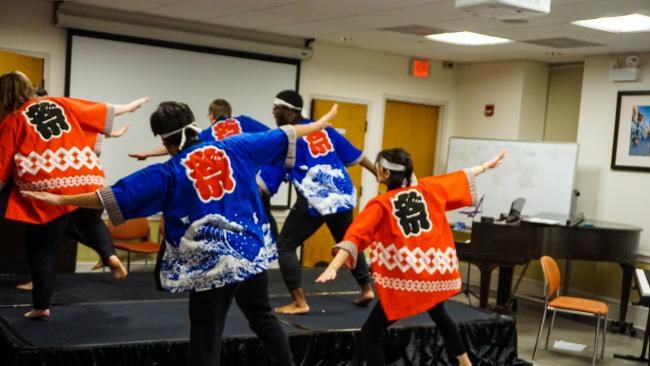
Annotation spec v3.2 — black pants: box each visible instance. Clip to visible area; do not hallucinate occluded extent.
[66,208,115,264]
[277,195,371,291]
[25,208,115,309]
[359,301,466,366]
[262,194,279,242]
[188,271,294,366]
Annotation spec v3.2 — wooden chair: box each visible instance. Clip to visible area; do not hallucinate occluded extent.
[108,218,160,271]
[533,256,608,365]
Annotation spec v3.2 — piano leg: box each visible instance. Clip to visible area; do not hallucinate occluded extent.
[609,263,636,336]
[497,266,515,310]
[613,301,650,362]
[477,263,496,309]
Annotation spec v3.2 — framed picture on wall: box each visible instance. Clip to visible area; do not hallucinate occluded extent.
[611,90,650,172]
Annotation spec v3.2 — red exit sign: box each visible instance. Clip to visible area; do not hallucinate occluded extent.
[410,59,430,78]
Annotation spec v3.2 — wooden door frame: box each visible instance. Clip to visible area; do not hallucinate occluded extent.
[383,94,449,174]
[307,92,373,174]
[0,47,51,90]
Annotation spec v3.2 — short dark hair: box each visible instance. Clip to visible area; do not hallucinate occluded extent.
[376,148,414,190]
[150,101,198,149]
[208,99,231,119]
[35,87,48,97]
[275,90,303,110]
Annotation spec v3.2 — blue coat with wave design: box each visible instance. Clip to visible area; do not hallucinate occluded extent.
[99,127,295,292]
[258,119,362,217]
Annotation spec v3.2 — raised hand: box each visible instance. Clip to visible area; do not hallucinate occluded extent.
[316,103,338,129]
[485,149,508,169]
[129,97,149,112]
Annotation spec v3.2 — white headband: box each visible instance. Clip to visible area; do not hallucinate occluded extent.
[159,122,202,148]
[379,157,406,172]
[273,98,302,111]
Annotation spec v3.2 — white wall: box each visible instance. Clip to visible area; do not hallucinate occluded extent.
[455,60,549,142]
[576,53,650,257]
[0,0,66,95]
[455,61,525,140]
[301,42,458,207]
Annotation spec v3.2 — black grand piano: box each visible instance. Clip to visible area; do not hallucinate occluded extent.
[456,219,641,334]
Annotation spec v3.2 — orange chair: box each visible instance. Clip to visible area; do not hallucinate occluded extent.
[532,256,608,365]
[108,218,161,271]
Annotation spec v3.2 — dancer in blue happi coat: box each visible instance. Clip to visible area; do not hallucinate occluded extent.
[261,90,376,315]
[129,99,281,239]
[23,101,339,366]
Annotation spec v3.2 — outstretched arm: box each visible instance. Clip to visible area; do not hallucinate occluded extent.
[292,104,338,138]
[315,246,352,283]
[469,149,508,177]
[358,156,377,177]
[129,145,169,160]
[21,191,103,209]
[114,97,149,116]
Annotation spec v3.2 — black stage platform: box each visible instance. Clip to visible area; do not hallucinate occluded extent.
[0,269,531,366]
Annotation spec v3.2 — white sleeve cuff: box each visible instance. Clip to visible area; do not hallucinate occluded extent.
[333,241,359,269]
[279,125,296,169]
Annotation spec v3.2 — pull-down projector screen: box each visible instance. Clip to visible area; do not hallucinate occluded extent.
[67,30,300,208]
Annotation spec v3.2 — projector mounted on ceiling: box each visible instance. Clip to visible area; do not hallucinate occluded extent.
[455,0,551,20]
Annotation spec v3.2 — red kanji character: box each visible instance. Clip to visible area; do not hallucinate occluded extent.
[304,130,333,158]
[182,146,236,202]
[212,118,242,140]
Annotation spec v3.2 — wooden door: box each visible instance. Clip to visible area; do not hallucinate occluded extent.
[381,100,439,192]
[0,50,44,87]
[301,99,368,267]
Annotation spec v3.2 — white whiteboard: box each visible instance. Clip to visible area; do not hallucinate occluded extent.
[445,137,579,226]
[67,32,298,208]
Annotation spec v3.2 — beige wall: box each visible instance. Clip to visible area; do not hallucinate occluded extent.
[519,61,549,140]
[544,66,583,142]
[455,61,524,140]
[455,60,548,141]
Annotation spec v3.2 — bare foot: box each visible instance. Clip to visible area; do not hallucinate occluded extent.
[24,308,50,319]
[91,259,104,270]
[353,284,375,306]
[274,302,310,315]
[16,281,33,292]
[107,255,128,281]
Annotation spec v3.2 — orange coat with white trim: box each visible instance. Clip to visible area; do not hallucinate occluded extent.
[0,97,113,224]
[337,170,476,321]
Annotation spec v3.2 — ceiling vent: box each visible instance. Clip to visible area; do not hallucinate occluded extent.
[522,37,604,49]
[380,24,446,36]
[455,0,551,19]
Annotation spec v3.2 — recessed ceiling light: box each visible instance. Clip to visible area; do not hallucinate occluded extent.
[572,13,650,33]
[425,31,512,46]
